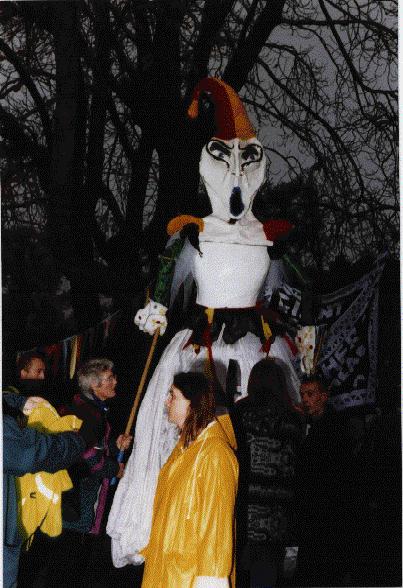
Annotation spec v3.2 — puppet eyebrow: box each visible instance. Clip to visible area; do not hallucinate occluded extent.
[208,140,233,156]
[240,144,262,159]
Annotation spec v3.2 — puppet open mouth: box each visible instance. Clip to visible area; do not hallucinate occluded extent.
[229,187,244,217]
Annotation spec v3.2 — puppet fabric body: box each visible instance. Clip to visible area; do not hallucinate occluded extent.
[194,240,269,308]
[107,78,300,567]
[195,212,271,308]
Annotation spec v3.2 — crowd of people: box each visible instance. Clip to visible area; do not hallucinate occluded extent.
[3,349,400,588]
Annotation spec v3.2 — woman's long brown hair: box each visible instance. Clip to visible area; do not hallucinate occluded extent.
[173,372,215,448]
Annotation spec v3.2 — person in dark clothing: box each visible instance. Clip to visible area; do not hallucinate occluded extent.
[46,358,132,587]
[3,392,94,588]
[14,350,75,588]
[61,358,132,533]
[231,358,303,588]
[293,377,357,587]
[348,396,401,587]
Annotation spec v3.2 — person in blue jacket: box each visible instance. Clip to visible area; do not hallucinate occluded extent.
[3,391,94,588]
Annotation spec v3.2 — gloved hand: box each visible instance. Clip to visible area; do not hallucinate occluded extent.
[134,300,168,335]
[22,396,46,416]
[78,418,98,448]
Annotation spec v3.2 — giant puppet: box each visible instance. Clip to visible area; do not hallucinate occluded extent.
[107,78,300,567]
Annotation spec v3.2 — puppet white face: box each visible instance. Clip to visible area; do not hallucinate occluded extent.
[200,137,266,221]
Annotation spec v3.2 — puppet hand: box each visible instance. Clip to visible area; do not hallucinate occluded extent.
[295,325,316,375]
[22,396,46,415]
[134,300,167,335]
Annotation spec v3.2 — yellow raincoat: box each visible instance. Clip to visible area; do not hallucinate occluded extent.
[141,417,239,588]
[16,402,82,545]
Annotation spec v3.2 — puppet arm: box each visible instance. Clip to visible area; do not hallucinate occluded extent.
[134,237,184,336]
[134,216,203,335]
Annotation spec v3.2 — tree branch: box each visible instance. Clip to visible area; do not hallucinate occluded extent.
[223,0,286,91]
[0,104,50,189]
[0,37,52,147]
[318,0,396,97]
[185,0,235,101]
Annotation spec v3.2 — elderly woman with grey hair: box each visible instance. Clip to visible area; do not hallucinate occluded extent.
[37,359,133,588]
[40,359,132,587]
[60,358,132,535]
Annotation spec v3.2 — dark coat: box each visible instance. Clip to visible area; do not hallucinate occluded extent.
[348,407,402,586]
[294,407,356,538]
[3,392,85,588]
[231,398,303,547]
[294,407,359,586]
[60,393,119,534]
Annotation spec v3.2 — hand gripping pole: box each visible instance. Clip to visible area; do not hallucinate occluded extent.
[111,328,160,485]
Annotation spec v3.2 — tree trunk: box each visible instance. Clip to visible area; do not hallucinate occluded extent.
[47,1,101,329]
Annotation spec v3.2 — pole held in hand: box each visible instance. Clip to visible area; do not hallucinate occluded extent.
[124,327,160,435]
[111,328,160,486]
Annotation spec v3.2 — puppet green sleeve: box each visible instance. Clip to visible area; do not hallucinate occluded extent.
[152,237,185,307]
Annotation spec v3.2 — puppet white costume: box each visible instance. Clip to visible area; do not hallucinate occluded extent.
[107,78,300,568]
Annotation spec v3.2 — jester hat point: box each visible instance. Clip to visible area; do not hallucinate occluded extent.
[188,77,256,141]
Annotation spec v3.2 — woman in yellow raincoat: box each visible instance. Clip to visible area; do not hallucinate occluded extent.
[141,372,239,588]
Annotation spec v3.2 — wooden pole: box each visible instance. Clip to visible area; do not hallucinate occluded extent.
[124,327,160,435]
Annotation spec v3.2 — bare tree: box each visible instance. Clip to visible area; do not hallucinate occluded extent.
[0,0,398,330]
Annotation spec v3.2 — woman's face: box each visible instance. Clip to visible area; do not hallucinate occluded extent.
[166,385,191,429]
[92,369,117,401]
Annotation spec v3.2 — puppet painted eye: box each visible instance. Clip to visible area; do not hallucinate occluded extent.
[240,143,263,169]
[206,140,232,165]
